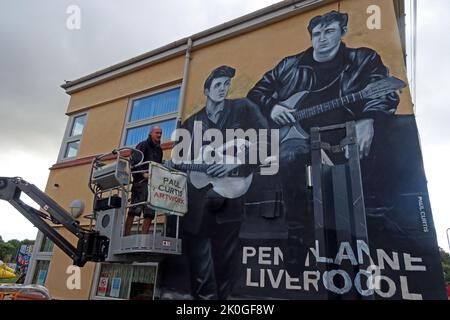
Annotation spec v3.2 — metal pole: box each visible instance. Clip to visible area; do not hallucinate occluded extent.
[153,213,157,251]
[175,38,193,129]
[447,228,450,251]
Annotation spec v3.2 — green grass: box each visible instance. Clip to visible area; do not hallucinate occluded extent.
[0,276,18,284]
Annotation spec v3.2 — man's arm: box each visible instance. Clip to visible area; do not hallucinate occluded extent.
[355,49,400,119]
[247,66,280,116]
[130,143,144,167]
[345,118,374,159]
[348,49,401,158]
[248,58,292,118]
[131,142,149,179]
[248,57,302,125]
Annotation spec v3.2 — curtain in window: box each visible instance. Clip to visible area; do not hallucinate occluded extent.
[39,237,54,252]
[125,119,176,146]
[96,264,156,299]
[32,260,50,285]
[97,264,132,299]
[130,87,180,122]
[132,265,155,284]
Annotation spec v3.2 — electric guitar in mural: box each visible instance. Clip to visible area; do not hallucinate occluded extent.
[276,76,406,143]
[166,139,253,199]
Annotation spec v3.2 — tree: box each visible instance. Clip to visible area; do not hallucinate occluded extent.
[440,247,450,283]
[0,236,35,262]
[7,239,20,249]
[0,241,15,262]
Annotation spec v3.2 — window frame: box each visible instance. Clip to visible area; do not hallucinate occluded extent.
[121,85,180,147]
[24,231,53,286]
[58,112,88,162]
[90,262,160,300]
[31,260,51,285]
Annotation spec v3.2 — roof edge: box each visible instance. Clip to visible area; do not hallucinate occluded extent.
[61,0,335,94]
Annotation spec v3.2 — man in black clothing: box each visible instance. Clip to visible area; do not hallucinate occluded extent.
[247,11,400,247]
[124,126,163,236]
[179,65,269,299]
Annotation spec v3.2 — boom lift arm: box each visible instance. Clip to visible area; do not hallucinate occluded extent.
[0,177,109,267]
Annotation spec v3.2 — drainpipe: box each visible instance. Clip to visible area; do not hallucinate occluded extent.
[176,38,193,129]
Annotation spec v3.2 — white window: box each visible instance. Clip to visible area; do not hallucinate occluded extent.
[91,263,158,300]
[31,260,50,285]
[58,113,87,161]
[122,86,180,146]
[24,232,54,286]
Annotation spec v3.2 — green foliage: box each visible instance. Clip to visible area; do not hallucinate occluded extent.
[0,277,19,284]
[21,239,34,245]
[0,236,35,263]
[440,247,450,283]
[7,239,20,248]
[0,242,15,262]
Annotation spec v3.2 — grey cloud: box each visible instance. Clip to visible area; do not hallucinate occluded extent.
[1,0,447,163]
[0,0,448,248]
[0,0,281,241]
[0,0,277,160]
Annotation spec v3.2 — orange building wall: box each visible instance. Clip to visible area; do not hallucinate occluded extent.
[340,0,411,114]
[45,228,97,299]
[43,0,411,299]
[66,56,185,114]
[181,0,410,122]
[77,98,129,158]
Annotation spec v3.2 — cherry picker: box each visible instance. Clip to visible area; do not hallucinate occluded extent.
[0,147,185,268]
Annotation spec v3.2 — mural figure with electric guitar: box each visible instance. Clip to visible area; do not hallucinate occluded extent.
[162,10,431,300]
[247,10,405,257]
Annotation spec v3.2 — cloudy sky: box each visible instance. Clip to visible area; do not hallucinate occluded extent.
[0,0,448,252]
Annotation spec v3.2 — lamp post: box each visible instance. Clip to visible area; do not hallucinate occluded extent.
[447,228,450,251]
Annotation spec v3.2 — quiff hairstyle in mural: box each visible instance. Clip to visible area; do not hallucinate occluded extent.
[307,10,349,36]
[203,65,236,91]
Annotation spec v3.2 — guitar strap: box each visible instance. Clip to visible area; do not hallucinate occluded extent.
[309,67,356,117]
[309,68,345,94]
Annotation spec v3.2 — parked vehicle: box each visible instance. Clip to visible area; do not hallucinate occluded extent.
[0,284,51,300]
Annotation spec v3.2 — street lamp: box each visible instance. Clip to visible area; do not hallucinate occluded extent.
[447,228,450,251]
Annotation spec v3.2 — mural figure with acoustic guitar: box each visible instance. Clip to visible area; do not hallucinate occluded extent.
[247,10,405,258]
[177,65,270,299]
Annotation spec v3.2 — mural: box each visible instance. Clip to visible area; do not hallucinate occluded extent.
[160,10,446,300]
[16,244,33,277]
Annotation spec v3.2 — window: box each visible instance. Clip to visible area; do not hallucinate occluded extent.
[39,236,54,253]
[31,260,50,285]
[59,113,87,161]
[92,263,158,300]
[70,115,86,136]
[24,232,53,286]
[123,87,179,146]
[64,141,80,158]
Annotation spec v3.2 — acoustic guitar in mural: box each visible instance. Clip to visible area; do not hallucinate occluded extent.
[166,139,253,199]
[277,76,406,143]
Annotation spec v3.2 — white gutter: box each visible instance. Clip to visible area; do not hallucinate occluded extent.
[61,0,334,94]
[176,38,193,128]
